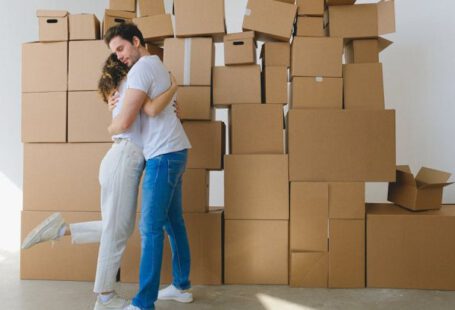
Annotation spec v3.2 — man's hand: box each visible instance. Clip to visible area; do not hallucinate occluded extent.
[107,91,120,112]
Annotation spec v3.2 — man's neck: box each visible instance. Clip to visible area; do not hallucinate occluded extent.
[138,46,150,58]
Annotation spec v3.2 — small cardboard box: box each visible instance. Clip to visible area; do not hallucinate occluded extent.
[174,0,226,40]
[225,219,289,284]
[367,203,455,290]
[182,169,209,213]
[243,0,297,42]
[182,121,225,170]
[224,31,256,66]
[329,0,395,39]
[287,109,396,181]
[388,166,453,211]
[343,63,384,110]
[296,0,325,16]
[164,38,214,86]
[291,37,343,78]
[69,14,100,40]
[212,65,261,107]
[291,77,342,109]
[103,10,136,35]
[139,0,165,17]
[37,10,68,42]
[176,86,212,120]
[68,40,111,91]
[290,252,328,288]
[21,92,67,143]
[133,14,174,43]
[68,91,112,143]
[295,16,327,37]
[22,42,68,93]
[345,38,393,64]
[23,143,111,212]
[263,66,288,104]
[110,0,136,12]
[260,42,290,68]
[224,155,289,220]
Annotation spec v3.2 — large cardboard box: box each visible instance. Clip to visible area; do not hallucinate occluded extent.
[329,0,395,39]
[224,31,256,66]
[367,203,455,290]
[295,16,327,37]
[22,92,67,143]
[291,37,343,78]
[296,0,325,16]
[243,0,297,42]
[139,0,165,17]
[121,210,223,285]
[183,121,225,170]
[177,87,212,120]
[68,91,112,143]
[387,166,453,211]
[110,0,136,12]
[224,155,289,220]
[288,109,396,181]
[291,77,342,109]
[260,42,290,68]
[263,66,288,104]
[37,10,68,42]
[68,40,111,91]
[23,143,111,212]
[212,65,261,107]
[103,10,136,35]
[174,0,226,40]
[225,219,289,284]
[133,14,174,43]
[164,38,213,86]
[22,42,68,93]
[343,63,384,110]
[69,14,100,40]
[290,252,328,288]
[229,104,284,154]
[329,219,365,288]
[329,182,365,219]
[182,169,209,213]
[21,211,101,280]
[345,38,392,64]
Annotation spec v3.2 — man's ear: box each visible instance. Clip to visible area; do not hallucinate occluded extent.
[133,36,140,48]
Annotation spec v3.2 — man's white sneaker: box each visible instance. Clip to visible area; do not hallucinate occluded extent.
[158,284,193,303]
[123,305,141,310]
[21,212,65,249]
[94,293,130,310]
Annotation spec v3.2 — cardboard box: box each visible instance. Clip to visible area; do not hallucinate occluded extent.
[22,42,68,93]
[212,65,261,107]
[177,87,212,120]
[295,16,327,37]
[229,104,284,154]
[291,37,343,78]
[388,166,453,211]
[139,0,165,17]
[224,155,289,220]
[343,63,384,110]
[345,38,393,64]
[164,38,213,86]
[174,0,226,40]
[68,91,112,143]
[103,10,136,35]
[37,10,68,42]
[21,92,67,143]
[296,0,325,16]
[69,14,100,40]
[290,252,328,288]
[367,203,455,290]
[225,219,289,284]
[329,219,365,288]
[290,182,328,251]
[133,14,174,43]
[110,0,136,12]
[260,42,290,68]
[326,0,356,4]
[243,0,297,42]
[291,77,342,109]
[68,40,111,91]
[146,43,163,60]
[21,211,101,280]
[23,143,111,212]
[182,169,209,213]
[287,109,396,181]
[121,210,223,285]
[329,182,365,219]
[263,66,288,104]
[329,0,395,39]
[224,31,256,66]
[183,121,225,170]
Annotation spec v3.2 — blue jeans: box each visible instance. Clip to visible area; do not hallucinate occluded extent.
[132,149,191,310]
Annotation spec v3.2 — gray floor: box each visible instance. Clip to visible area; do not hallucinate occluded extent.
[2,251,455,310]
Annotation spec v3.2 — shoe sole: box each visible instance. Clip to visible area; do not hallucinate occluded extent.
[158,296,193,303]
[21,212,64,250]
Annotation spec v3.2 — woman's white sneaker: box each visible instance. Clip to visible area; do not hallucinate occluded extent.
[158,284,193,303]
[94,292,130,310]
[21,212,65,249]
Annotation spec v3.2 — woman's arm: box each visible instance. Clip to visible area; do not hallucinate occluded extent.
[142,74,178,117]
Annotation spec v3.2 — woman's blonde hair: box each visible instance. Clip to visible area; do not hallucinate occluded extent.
[98,53,129,103]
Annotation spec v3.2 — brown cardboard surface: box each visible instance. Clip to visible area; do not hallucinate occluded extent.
[133,14,174,43]
[224,31,256,66]
[21,92,67,143]
[367,203,455,290]
[23,143,111,211]
[69,14,100,40]
[326,0,356,4]
[37,10,68,42]
[225,219,289,284]
[103,10,136,35]
[291,77,342,109]
[345,38,392,64]
[329,219,365,288]
[22,42,68,93]
[146,43,163,60]
[182,169,209,213]
[260,42,291,67]
[288,109,396,181]
[139,0,165,17]
[296,0,325,16]
[109,0,136,12]
[290,252,328,288]
[263,66,288,104]
[177,86,212,120]
[329,182,365,219]
[224,155,289,220]
[295,16,327,37]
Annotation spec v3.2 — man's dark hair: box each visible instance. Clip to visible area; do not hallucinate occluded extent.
[104,23,146,47]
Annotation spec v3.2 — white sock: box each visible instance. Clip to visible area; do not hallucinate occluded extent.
[98,292,114,303]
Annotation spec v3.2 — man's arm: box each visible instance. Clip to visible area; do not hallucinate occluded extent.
[108,88,147,135]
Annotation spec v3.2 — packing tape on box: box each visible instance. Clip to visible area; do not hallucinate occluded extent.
[183,38,192,86]
[244,8,251,16]
[315,77,324,82]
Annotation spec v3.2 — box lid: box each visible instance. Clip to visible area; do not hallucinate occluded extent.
[416,167,453,188]
[36,10,68,18]
[224,31,255,42]
[105,9,136,19]
[377,0,396,35]
[378,37,393,52]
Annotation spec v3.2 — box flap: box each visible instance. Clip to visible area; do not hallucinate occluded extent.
[224,31,255,42]
[395,165,416,186]
[36,10,68,18]
[378,37,393,52]
[105,9,136,19]
[377,0,396,35]
[416,167,451,187]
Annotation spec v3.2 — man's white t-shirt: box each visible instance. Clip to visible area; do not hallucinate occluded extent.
[127,55,191,160]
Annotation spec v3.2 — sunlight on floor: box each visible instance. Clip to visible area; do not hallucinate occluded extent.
[257,293,316,310]
[0,171,22,253]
